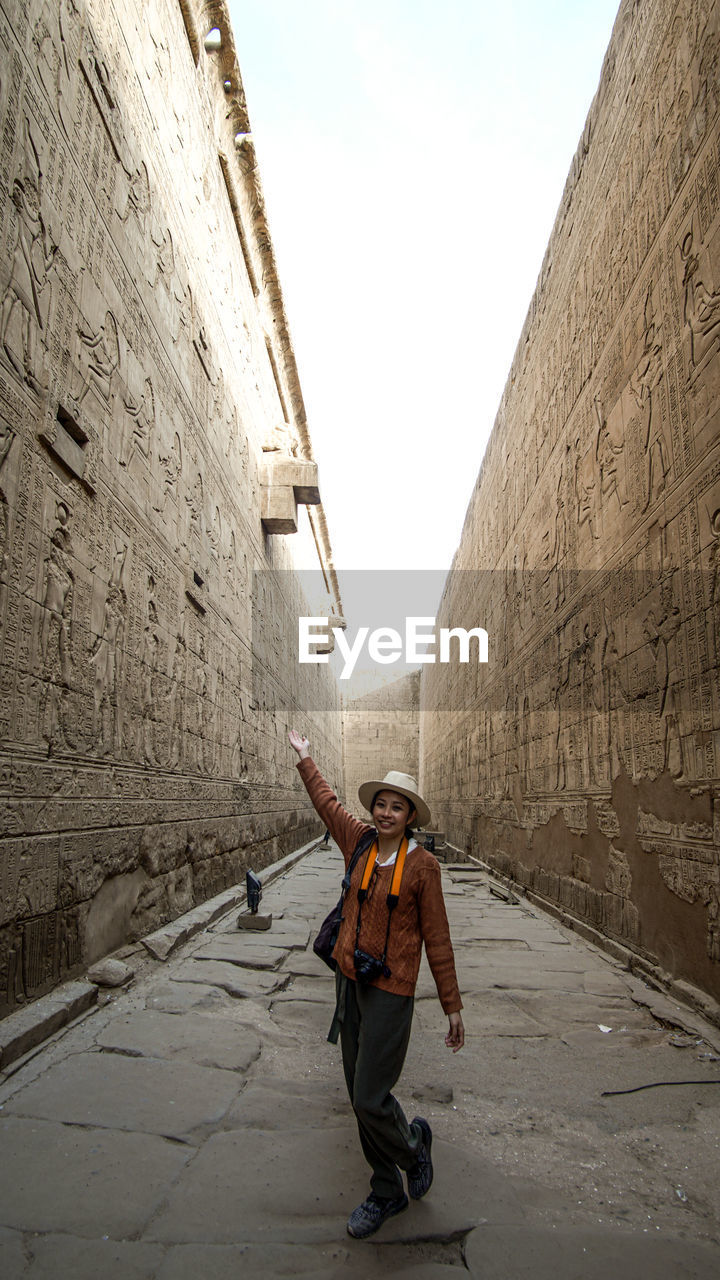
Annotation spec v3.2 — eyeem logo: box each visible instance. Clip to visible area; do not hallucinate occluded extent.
[299,617,489,680]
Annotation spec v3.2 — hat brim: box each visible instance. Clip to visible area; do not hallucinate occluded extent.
[358,780,431,829]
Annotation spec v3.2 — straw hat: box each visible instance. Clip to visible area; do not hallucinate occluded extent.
[358,770,431,828]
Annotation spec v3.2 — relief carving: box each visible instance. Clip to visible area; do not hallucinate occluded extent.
[630,284,669,511]
[89,542,127,756]
[71,308,120,411]
[141,572,162,767]
[594,395,627,516]
[154,429,182,515]
[681,224,720,373]
[0,120,59,395]
[32,0,79,137]
[642,574,685,779]
[121,375,154,472]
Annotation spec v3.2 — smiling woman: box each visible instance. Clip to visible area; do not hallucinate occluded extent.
[288,727,464,1240]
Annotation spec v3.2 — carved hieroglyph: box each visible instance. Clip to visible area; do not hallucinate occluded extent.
[422,0,720,1009]
[0,0,341,1015]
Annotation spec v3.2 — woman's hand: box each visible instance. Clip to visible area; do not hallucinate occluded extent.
[445,1011,464,1053]
[288,729,311,759]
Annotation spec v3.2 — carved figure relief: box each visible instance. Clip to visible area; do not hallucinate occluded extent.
[594,396,627,515]
[141,573,161,766]
[0,120,59,394]
[71,309,120,410]
[0,420,16,471]
[186,469,204,541]
[119,161,151,236]
[121,376,155,471]
[32,0,79,136]
[642,575,684,779]
[154,430,182,514]
[39,503,74,687]
[681,226,720,372]
[709,507,720,665]
[574,434,598,541]
[89,542,127,755]
[168,620,187,769]
[631,285,669,511]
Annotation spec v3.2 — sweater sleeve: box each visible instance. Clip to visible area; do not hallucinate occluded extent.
[296,756,372,865]
[417,859,463,1014]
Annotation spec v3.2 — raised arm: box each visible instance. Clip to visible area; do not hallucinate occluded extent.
[288,730,371,865]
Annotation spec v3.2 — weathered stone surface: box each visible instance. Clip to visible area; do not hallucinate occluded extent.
[87,957,134,987]
[464,1224,720,1280]
[0,1227,26,1280]
[0,981,97,1069]
[171,960,288,998]
[147,1130,524,1245]
[420,0,720,1010]
[221,1077,349,1131]
[3,1052,242,1140]
[96,1010,262,1072]
[236,912,273,930]
[343,671,421,821]
[0,1117,191,1236]
[0,0,342,1020]
[21,1236,165,1280]
[191,937,286,970]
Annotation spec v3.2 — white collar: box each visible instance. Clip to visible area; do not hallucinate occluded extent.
[377,837,417,867]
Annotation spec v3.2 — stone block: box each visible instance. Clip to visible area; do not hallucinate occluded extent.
[0,1117,191,1237]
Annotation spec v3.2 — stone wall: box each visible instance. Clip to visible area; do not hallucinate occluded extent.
[421,0,720,1009]
[0,0,343,1016]
[342,671,420,823]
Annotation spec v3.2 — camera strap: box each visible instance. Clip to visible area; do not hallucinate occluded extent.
[355,836,409,970]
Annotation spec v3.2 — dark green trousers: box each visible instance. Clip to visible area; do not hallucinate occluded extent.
[336,971,421,1199]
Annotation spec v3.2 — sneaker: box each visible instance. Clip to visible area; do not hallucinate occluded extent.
[407,1116,433,1199]
[346,1190,409,1238]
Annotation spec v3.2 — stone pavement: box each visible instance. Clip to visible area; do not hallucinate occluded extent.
[1,842,720,1279]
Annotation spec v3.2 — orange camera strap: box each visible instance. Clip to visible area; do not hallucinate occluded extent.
[358,836,408,907]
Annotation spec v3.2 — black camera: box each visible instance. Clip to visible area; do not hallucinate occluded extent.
[353,948,390,985]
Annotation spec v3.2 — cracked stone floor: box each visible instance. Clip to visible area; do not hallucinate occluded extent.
[1,842,719,1278]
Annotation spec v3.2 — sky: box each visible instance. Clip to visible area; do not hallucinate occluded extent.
[228,0,621,584]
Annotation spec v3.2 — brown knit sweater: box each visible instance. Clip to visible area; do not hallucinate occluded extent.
[298,757,462,1013]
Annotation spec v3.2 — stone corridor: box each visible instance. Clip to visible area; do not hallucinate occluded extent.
[1,841,719,1278]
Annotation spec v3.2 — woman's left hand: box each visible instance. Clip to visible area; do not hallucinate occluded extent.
[445,1011,464,1053]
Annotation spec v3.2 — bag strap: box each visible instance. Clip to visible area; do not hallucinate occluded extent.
[340,828,375,900]
[354,837,410,973]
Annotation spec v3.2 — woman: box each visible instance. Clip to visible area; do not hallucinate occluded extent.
[288,729,464,1239]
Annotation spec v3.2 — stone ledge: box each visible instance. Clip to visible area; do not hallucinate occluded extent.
[0,982,97,1072]
[142,836,322,959]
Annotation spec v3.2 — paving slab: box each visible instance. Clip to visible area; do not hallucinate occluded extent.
[171,959,289,997]
[221,1077,350,1131]
[146,1130,525,1245]
[157,1244,465,1280]
[0,1116,191,1237]
[191,938,287,969]
[464,1223,720,1279]
[414,990,547,1037]
[269,997,336,1038]
[21,1236,165,1280]
[0,1227,26,1280]
[96,1009,262,1072]
[3,1051,242,1140]
[145,980,238,1014]
[270,976,335,1003]
[278,949,332,977]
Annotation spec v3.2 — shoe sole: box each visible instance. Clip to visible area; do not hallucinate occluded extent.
[347,1196,409,1239]
[408,1119,433,1200]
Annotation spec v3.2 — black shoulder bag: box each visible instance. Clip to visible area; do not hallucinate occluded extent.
[313,829,376,970]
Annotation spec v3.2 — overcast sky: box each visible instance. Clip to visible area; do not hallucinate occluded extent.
[228,0,620,584]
